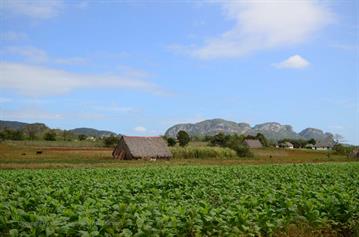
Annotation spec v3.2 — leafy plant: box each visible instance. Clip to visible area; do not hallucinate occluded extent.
[0,163,358,236]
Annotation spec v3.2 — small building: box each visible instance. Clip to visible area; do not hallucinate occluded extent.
[112,136,172,160]
[243,139,263,148]
[314,140,334,150]
[279,142,294,149]
[305,144,315,149]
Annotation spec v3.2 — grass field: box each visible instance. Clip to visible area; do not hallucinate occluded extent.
[1,163,358,236]
[0,142,353,169]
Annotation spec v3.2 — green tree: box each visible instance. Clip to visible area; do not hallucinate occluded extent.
[78,134,87,141]
[103,135,120,147]
[177,130,190,147]
[44,131,56,141]
[209,133,227,147]
[13,131,24,140]
[333,144,353,156]
[166,137,177,147]
[307,138,316,145]
[62,130,73,141]
[255,133,268,147]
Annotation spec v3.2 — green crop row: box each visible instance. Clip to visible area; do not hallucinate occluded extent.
[0,163,358,236]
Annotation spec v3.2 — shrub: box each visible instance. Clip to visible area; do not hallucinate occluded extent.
[170,146,237,159]
[103,135,120,147]
[333,144,354,156]
[44,131,56,141]
[209,133,227,147]
[233,144,254,158]
[78,134,87,141]
[166,137,177,147]
[0,129,25,141]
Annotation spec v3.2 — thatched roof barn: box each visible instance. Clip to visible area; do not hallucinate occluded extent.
[314,140,334,150]
[112,136,172,160]
[243,139,263,148]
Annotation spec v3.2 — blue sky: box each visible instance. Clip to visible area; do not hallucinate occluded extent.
[0,0,358,144]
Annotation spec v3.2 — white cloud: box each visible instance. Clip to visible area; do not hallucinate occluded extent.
[1,0,64,19]
[274,55,310,69]
[181,1,334,59]
[134,126,147,132]
[1,46,89,65]
[0,32,28,41]
[0,62,167,96]
[1,46,48,63]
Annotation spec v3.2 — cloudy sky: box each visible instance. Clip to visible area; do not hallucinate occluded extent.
[0,0,358,143]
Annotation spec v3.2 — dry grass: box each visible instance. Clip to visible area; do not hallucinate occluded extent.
[0,143,355,169]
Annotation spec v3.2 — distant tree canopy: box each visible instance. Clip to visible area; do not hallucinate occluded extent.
[103,135,120,147]
[208,133,253,157]
[21,123,47,140]
[255,133,269,147]
[209,133,227,147]
[78,134,87,141]
[0,129,25,141]
[44,131,57,141]
[307,138,316,145]
[208,133,270,148]
[333,144,354,156]
[166,137,177,147]
[62,130,73,141]
[177,131,190,147]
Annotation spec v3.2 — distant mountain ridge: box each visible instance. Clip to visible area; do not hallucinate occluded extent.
[0,120,32,130]
[0,120,117,137]
[165,119,334,142]
[69,128,116,137]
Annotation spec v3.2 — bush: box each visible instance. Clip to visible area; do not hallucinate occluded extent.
[166,137,177,147]
[78,134,87,141]
[0,129,25,141]
[232,144,254,157]
[177,131,190,147]
[170,146,237,159]
[333,144,354,156]
[44,131,56,141]
[103,135,120,147]
[209,133,227,147]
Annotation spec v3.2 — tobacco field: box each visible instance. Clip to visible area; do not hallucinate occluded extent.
[0,163,358,236]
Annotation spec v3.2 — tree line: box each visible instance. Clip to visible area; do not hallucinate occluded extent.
[0,127,121,147]
[165,131,357,157]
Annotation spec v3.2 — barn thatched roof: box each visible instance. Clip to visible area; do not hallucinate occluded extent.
[315,139,334,148]
[122,136,172,158]
[244,139,263,148]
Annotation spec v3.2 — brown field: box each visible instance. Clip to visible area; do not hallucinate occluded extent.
[0,142,355,169]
